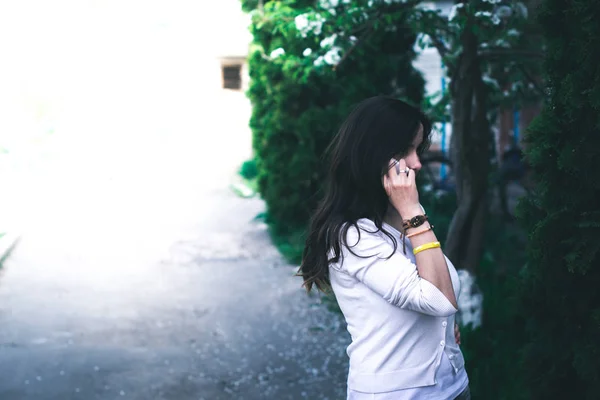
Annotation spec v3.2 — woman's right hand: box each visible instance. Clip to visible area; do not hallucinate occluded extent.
[383,158,422,218]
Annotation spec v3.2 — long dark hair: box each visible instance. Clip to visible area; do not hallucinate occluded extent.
[298,96,432,293]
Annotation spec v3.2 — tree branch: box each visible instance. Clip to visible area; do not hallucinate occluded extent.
[429,35,457,72]
[332,29,376,71]
[430,35,450,59]
[479,48,545,60]
[517,64,547,99]
[386,0,423,12]
[348,0,422,35]
[334,0,424,71]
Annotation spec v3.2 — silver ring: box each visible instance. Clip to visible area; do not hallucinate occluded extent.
[399,168,410,176]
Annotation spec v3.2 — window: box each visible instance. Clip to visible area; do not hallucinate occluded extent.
[222,64,242,90]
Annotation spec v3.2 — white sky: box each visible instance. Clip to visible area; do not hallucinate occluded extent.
[0,0,251,144]
[0,0,253,232]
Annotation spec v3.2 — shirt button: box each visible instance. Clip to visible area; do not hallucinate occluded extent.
[449,355,454,359]
[440,340,445,346]
[442,321,447,327]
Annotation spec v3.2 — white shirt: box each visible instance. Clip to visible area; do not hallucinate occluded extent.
[329,218,468,395]
[348,352,469,399]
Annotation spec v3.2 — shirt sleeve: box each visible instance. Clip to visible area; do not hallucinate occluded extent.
[338,224,458,317]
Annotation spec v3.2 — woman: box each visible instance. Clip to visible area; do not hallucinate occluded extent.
[299,96,470,399]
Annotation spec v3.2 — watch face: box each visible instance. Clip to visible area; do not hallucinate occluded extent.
[411,215,426,227]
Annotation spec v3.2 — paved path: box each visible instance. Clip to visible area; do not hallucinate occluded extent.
[0,4,350,397]
[0,166,349,400]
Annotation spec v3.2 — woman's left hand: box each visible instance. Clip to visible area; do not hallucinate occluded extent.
[454,322,461,345]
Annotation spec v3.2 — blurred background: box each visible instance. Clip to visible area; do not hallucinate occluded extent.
[1,0,598,399]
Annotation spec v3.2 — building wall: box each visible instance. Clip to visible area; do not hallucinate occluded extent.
[413,47,451,152]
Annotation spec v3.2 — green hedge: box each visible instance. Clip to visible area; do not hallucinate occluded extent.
[516,0,600,398]
[459,218,529,400]
[241,1,425,261]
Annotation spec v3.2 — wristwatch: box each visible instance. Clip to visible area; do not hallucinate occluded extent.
[402,214,428,231]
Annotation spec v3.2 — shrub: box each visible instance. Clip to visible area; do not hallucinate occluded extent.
[516,0,600,398]
[239,158,259,181]
[241,1,425,261]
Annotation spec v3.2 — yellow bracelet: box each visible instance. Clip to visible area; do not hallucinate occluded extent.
[413,241,441,255]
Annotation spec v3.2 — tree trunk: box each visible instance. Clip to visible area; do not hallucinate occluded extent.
[444,18,491,273]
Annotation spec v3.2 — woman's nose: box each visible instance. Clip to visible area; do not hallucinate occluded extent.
[411,158,422,173]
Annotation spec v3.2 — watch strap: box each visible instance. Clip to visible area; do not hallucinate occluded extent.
[402,214,428,231]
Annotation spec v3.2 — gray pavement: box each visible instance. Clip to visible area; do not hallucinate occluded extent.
[0,4,350,397]
[0,186,350,400]
[0,78,349,399]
